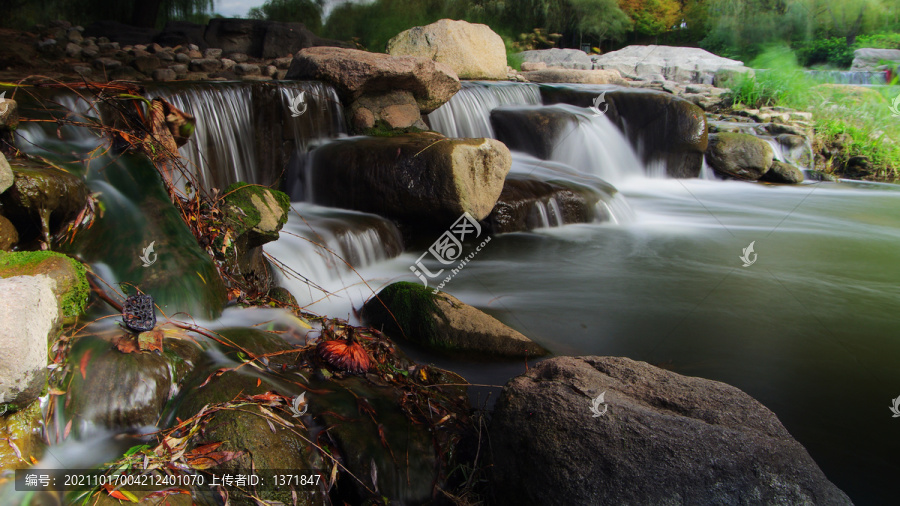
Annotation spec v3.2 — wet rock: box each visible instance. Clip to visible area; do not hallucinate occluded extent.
[0,401,44,472]
[490,356,852,505]
[706,132,774,180]
[131,54,160,74]
[203,48,222,59]
[362,281,548,358]
[172,369,326,506]
[540,86,708,178]
[0,250,89,317]
[388,19,507,80]
[0,276,58,406]
[484,176,602,233]
[0,216,17,250]
[285,47,461,114]
[0,97,19,131]
[233,63,260,76]
[62,329,204,433]
[220,58,236,71]
[220,183,290,294]
[521,68,627,85]
[0,158,89,246]
[92,57,121,71]
[189,58,222,72]
[348,90,426,133]
[307,133,510,231]
[0,153,12,192]
[151,68,177,82]
[222,183,290,248]
[64,42,81,58]
[518,48,593,70]
[490,105,579,160]
[760,160,804,184]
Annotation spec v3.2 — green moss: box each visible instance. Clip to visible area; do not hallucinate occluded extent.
[364,121,428,138]
[365,281,446,348]
[222,182,290,238]
[0,250,88,317]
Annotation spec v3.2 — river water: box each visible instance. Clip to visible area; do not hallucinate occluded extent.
[14,80,900,504]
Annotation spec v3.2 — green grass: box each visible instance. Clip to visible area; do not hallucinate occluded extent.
[725,46,900,180]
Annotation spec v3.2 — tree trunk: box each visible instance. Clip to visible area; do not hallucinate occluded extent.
[845,6,866,47]
[132,0,163,28]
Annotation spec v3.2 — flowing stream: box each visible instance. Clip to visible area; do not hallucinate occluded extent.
[12,80,900,504]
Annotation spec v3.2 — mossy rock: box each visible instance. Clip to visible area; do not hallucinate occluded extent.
[172,370,326,506]
[361,281,548,358]
[222,182,290,247]
[0,250,88,317]
[0,159,88,246]
[0,400,43,473]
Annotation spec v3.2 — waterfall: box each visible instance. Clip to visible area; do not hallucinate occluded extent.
[264,203,404,314]
[547,104,646,183]
[806,70,887,85]
[149,81,345,191]
[427,81,542,138]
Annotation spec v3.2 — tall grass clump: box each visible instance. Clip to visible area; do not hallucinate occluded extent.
[726,46,900,180]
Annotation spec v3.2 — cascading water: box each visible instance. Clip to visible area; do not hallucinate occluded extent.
[6,79,900,503]
[806,70,887,85]
[149,81,345,191]
[264,203,405,316]
[427,81,541,138]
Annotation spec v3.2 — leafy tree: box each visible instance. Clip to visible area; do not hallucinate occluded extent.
[618,0,680,37]
[4,0,217,28]
[572,0,633,43]
[248,0,326,32]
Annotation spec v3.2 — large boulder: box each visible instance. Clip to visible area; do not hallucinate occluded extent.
[536,86,709,178]
[285,47,461,113]
[0,250,88,317]
[0,275,58,406]
[387,19,507,80]
[520,68,627,85]
[490,356,852,505]
[518,48,593,70]
[850,48,900,71]
[592,45,752,84]
[706,132,774,180]
[362,282,548,357]
[306,132,511,232]
[205,18,352,59]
